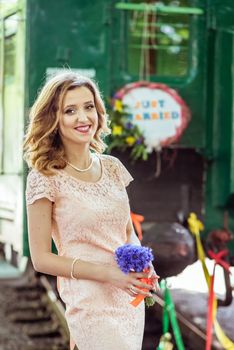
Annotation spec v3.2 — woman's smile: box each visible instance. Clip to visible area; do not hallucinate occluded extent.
[74,124,92,134]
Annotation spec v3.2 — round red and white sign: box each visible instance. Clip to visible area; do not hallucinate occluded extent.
[114,81,191,151]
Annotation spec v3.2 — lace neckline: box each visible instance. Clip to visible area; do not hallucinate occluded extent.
[60,154,105,185]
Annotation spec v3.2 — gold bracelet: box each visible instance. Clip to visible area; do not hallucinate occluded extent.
[71,258,79,280]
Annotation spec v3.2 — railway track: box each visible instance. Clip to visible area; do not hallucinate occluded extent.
[0,270,69,350]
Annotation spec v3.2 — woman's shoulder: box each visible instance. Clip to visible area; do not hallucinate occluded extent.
[26,168,59,192]
[26,168,57,204]
[98,153,120,167]
[98,153,133,187]
[27,167,55,183]
[98,154,124,175]
[27,168,44,183]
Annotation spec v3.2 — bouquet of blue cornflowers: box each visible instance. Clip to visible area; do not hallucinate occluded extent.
[115,244,156,307]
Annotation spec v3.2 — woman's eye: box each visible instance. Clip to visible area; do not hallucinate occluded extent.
[65,108,76,115]
[86,104,95,110]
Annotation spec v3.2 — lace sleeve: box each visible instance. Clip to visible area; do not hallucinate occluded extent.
[26,169,56,205]
[115,158,134,187]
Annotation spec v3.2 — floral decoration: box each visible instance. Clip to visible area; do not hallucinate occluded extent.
[107,99,149,161]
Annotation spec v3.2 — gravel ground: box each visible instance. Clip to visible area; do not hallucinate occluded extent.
[0,277,69,350]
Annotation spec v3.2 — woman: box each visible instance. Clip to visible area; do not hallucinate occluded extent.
[24,72,158,350]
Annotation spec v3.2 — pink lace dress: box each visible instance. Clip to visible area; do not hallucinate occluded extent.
[26,154,145,350]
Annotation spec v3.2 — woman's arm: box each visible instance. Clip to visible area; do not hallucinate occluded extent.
[27,198,152,296]
[27,197,75,277]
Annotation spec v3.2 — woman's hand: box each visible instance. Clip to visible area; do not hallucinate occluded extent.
[107,266,153,297]
[148,263,160,292]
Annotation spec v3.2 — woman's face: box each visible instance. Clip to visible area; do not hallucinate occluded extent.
[58,86,98,148]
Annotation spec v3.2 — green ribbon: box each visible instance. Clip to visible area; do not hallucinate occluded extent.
[156,280,185,350]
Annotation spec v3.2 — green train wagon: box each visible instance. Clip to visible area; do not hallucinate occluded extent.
[0,0,234,267]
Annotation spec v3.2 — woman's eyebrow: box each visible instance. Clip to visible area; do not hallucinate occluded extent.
[64,104,76,109]
[64,100,94,109]
[83,100,94,105]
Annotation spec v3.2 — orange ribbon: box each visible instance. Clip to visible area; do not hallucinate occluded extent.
[206,272,216,350]
[206,250,231,350]
[130,211,144,241]
[130,268,154,307]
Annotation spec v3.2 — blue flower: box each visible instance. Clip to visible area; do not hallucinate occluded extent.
[115,244,154,274]
[125,122,134,130]
[136,137,144,145]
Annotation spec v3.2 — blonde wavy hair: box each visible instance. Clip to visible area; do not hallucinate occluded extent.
[23,72,111,175]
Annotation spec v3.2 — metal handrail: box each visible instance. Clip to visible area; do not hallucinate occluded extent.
[115,2,204,15]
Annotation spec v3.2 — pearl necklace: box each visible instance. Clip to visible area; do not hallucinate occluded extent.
[67,156,94,172]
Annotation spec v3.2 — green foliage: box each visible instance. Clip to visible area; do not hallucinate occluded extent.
[145,296,156,307]
[107,101,149,162]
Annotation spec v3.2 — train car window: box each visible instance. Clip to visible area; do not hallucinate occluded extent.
[2,14,19,173]
[4,18,17,81]
[118,0,191,78]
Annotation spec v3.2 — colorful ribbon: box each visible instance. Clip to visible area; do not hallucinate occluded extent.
[188,213,234,350]
[130,268,154,307]
[156,280,185,350]
[208,250,231,272]
[131,211,144,241]
[206,250,231,350]
[206,269,216,350]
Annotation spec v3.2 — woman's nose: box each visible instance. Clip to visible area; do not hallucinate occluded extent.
[76,109,88,122]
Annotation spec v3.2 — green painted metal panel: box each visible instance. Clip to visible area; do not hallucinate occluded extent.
[208,0,234,34]
[25,0,112,108]
[230,35,234,195]
[205,6,234,252]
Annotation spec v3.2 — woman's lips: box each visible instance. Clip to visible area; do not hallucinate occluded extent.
[74,125,91,134]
